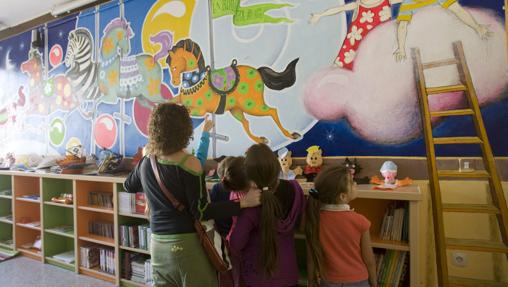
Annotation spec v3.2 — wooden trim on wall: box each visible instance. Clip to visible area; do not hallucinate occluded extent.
[0,0,111,41]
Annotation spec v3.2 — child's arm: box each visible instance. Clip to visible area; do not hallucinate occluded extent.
[394,20,408,62]
[309,2,357,25]
[447,2,492,39]
[361,231,378,287]
[196,116,214,168]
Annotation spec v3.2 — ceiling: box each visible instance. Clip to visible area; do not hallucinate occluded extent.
[0,0,66,30]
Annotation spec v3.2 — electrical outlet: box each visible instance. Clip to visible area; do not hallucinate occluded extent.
[452,252,467,267]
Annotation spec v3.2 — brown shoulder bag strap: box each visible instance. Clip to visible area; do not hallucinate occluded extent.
[149,155,186,213]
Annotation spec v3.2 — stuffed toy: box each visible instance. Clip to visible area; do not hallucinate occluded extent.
[277,148,302,180]
[342,157,370,184]
[304,145,323,182]
[370,161,412,190]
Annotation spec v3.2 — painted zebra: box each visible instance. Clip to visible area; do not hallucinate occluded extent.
[64,28,100,110]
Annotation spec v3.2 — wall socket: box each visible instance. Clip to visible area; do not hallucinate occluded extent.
[451,252,467,267]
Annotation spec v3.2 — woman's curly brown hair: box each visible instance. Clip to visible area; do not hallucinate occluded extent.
[146,103,193,156]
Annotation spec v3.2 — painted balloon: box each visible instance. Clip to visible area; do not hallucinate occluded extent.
[49,44,63,67]
[49,118,66,146]
[133,83,173,137]
[94,114,117,149]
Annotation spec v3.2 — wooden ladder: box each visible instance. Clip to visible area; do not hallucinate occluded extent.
[412,41,508,287]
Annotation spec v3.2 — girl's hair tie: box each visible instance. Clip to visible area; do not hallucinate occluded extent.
[309,188,319,199]
[262,187,269,191]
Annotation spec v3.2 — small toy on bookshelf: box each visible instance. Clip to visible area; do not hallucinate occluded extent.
[51,193,73,205]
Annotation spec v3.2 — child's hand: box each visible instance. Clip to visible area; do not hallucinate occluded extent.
[240,187,262,208]
[309,13,321,25]
[202,115,214,132]
[293,166,303,176]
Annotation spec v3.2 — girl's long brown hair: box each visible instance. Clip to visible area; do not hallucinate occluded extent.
[244,143,282,277]
[305,165,351,280]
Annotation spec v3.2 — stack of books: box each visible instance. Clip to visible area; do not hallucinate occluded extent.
[99,247,115,275]
[88,192,113,209]
[89,221,114,239]
[21,194,40,201]
[379,203,409,242]
[80,245,115,275]
[123,252,152,285]
[52,250,75,264]
[119,192,146,214]
[120,224,151,251]
[80,245,100,269]
[376,250,408,287]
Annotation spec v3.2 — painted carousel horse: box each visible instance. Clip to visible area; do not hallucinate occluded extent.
[20,48,75,114]
[99,18,167,106]
[166,38,300,143]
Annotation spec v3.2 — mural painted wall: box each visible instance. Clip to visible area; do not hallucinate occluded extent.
[0,0,506,158]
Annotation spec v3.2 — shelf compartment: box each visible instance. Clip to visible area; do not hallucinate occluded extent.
[13,176,40,200]
[43,202,74,237]
[121,278,149,287]
[44,201,74,208]
[371,237,410,251]
[44,231,75,271]
[75,180,114,210]
[45,228,74,238]
[0,194,12,199]
[15,197,40,203]
[79,266,116,283]
[17,246,42,261]
[120,245,150,255]
[78,205,114,214]
[16,223,41,231]
[79,234,115,247]
[15,226,41,261]
[45,256,75,271]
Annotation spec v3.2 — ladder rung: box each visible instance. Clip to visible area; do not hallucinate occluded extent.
[438,170,490,178]
[446,238,508,253]
[449,276,508,287]
[433,136,482,145]
[430,109,474,117]
[422,58,458,69]
[442,203,500,214]
[427,84,467,94]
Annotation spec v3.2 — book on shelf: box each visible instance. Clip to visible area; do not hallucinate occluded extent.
[123,252,153,285]
[120,224,151,251]
[89,221,114,239]
[80,244,115,275]
[119,191,146,215]
[88,192,113,209]
[379,202,408,242]
[376,250,408,287]
[52,250,75,264]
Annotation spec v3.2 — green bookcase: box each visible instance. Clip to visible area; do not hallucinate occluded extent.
[42,178,75,270]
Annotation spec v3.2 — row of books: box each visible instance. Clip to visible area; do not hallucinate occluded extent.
[123,252,153,285]
[118,192,146,215]
[379,203,409,242]
[80,245,115,275]
[88,192,113,209]
[120,224,151,251]
[89,221,114,239]
[376,250,408,287]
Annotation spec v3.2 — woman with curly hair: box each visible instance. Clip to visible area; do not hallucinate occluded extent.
[124,103,262,287]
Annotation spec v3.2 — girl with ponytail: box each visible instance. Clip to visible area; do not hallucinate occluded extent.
[229,143,305,287]
[305,165,377,287]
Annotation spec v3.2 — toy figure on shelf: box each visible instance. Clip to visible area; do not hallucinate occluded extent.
[51,193,73,205]
[277,148,303,180]
[371,160,412,190]
[342,157,370,184]
[304,145,323,182]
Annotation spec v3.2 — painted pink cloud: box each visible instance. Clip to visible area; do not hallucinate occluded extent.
[304,7,508,144]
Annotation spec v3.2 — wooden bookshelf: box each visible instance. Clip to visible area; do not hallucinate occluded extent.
[0,216,12,224]
[45,256,75,271]
[15,197,40,203]
[0,194,12,199]
[79,266,116,283]
[120,278,148,287]
[120,245,150,255]
[79,234,115,247]
[45,228,74,238]
[44,201,73,208]
[16,223,41,231]
[119,212,148,219]
[17,246,42,260]
[78,205,114,214]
